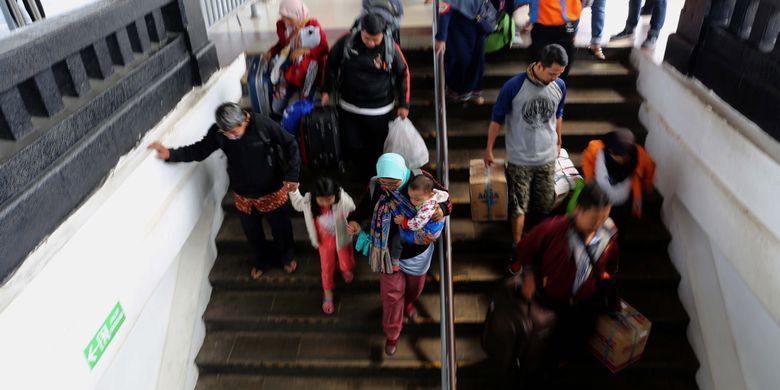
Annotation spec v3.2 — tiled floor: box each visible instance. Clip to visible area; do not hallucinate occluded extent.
[208,0,684,65]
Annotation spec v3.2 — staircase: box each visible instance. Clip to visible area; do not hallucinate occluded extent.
[194,46,699,389]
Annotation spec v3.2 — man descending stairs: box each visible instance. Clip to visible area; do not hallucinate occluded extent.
[194,46,698,389]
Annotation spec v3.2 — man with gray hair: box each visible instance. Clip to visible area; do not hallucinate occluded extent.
[149,103,301,279]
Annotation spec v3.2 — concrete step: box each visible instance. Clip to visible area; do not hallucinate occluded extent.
[410,59,636,89]
[202,284,688,334]
[400,46,634,66]
[195,374,440,390]
[410,87,642,122]
[195,327,696,380]
[195,372,697,390]
[209,248,679,293]
[416,117,648,153]
[215,212,670,255]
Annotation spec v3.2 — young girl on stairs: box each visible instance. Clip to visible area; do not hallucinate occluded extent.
[289,177,356,315]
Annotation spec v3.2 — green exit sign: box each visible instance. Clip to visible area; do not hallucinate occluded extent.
[83,302,126,369]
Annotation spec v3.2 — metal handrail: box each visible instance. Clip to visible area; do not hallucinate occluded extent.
[432,0,457,389]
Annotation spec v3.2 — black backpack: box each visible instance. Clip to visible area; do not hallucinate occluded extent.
[215,115,287,172]
[342,19,395,73]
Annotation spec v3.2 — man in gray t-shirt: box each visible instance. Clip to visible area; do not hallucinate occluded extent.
[484,44,568,246]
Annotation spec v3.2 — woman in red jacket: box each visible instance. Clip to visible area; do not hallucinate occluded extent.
[265,0,329,118]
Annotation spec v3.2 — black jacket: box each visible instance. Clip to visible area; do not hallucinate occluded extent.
[167,114,300,197]
[322,33,410,109]
[349,170,452,259]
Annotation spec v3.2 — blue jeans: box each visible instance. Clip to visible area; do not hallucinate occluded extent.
[627,0,667,34]
[591,0,606,44]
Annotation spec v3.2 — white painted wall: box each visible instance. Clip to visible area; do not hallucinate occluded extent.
[0,55,245,389]
[39,0,101,18]
[633,51,780,390]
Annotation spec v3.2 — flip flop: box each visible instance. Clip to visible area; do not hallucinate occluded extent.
[250,267,265,280]
[283,259,298,274]
[322,297,335,315]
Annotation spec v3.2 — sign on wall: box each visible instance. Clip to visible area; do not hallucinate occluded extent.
[83,302,126,369]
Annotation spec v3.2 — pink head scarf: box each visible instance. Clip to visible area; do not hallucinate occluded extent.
[278,0,309,22]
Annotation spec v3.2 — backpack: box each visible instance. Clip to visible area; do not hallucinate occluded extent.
[342,22,395,73]
[362,0,403,34]
[485,12,515,54]
[216,115,287,173]
[335,22,396,101]
[364,0,403,18]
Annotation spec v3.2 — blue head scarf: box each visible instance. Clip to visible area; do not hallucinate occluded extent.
[376,153,411,188]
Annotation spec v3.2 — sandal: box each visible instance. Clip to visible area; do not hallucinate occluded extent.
[589,44,606,60]
[322,297,335,315]
[283,259,298,274]
[249,267,265,280]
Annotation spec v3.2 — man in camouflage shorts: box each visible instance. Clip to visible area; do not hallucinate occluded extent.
[484,44,568,246]
[506,161,557,218]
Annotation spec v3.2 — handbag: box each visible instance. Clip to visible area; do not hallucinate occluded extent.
[475,0,499,34]
[576,230,620,313]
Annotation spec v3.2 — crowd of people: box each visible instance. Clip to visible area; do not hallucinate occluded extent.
[146,0,659,384]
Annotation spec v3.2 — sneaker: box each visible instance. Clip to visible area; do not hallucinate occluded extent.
[466,91,485,105]
[641,35,658,50]
[385,338,398,356]
[610,28,635,42]
[467,94,485,105]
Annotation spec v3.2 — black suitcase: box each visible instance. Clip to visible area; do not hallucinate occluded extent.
[301,106,342,170]
[482,275,557,388]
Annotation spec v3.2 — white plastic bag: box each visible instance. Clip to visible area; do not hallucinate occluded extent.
[384,117,429,168]
[553,148,583,208]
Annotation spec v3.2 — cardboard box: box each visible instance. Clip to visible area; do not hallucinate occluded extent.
[469,159,508,221]
[589,300,652,373]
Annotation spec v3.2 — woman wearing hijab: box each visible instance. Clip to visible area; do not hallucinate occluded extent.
[346,154,452,356]
[436,0,491,104]
[264,0,329,117]
[581,128,656,232]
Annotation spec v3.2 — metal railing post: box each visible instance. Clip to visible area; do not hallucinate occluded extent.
[432,1,457,389]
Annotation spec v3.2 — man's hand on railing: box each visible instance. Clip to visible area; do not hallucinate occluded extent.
[148,142,170,160]
[435,41,446,54]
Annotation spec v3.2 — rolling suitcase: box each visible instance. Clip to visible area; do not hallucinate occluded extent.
[300,106,342,170]
[247,55,273,116]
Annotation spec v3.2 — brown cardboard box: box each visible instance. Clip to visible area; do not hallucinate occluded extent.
[469,159,508,221]
[589,300,652,373]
